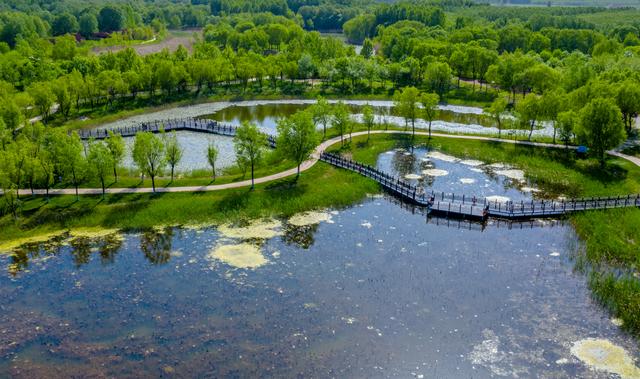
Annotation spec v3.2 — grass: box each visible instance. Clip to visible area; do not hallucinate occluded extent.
[0,163,378,249]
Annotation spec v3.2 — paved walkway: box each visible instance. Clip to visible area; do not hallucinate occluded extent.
[12,130,640,196]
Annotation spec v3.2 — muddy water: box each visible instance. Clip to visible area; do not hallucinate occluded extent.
[1,156,638,377]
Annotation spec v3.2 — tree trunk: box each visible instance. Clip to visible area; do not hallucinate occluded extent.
[429,121,432,138]
[151,175,156,193]
[171,165,175,182]
[250,162,255,190]
[101,177,105,199]
[113,165,118,183]
[528,120,535,141]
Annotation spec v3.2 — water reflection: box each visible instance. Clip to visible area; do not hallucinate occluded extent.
[378,146,539,202]
[0,199,638,377]
[140,228,173,265]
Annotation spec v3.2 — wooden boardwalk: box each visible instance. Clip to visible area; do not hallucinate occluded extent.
[320,152,640,220]
[76,118,277,147]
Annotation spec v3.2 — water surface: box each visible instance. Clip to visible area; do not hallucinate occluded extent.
[1,157,638,378]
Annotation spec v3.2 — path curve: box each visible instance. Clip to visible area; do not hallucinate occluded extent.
[12,131,640,196]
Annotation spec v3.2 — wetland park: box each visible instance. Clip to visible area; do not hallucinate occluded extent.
[1,0,640,377]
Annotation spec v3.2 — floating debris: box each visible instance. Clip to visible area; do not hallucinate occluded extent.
[426,151,459,162]
[404,174,423,180]
[460,159,484,166]
[361,222,372,229]
[217,219,282,240]
[611,318,624,327]
[460,178,476,184]
[288,211,333,227]
[422,169,449,177]
[521,186,540,193]
[571,338,640,379]
[486,195,511,203]
[208,243,268,269]
[495,169,525,181]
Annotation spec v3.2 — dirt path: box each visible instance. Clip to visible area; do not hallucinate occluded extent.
[92,29,199,56]
[11,131,640,196]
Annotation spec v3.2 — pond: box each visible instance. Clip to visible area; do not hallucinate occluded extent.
[377,146,543,203]
[1,152,639,378]
[91,99,556,173]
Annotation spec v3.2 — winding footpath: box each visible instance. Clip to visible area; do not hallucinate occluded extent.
[13,130,640,196]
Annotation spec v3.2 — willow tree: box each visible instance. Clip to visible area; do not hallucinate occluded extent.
[420,92,439,138]
[277,110,318,178]
[488,97,508,138]
[105,131,125,182]
[577,98,625,167]
[87,141,113,199]
[234,122,267,190]
[362,104,375,141]
[393,86,420,136]
[207,144,218,180]
[164,131,182,182]
[332,101,351,146]
[133,132,166,192]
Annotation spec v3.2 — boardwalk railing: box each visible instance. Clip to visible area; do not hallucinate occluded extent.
[76,118,277,147]
[320,152,640,220]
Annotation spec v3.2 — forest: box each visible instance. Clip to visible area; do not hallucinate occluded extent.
[0,0,640,202]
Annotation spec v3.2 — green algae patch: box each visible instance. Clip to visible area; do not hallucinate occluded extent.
[217,219,283,240]
[0,231,67,254]
[570,338,640,379]
[69,228,123,240]
[208,243,268,269]
[287,211,333,227]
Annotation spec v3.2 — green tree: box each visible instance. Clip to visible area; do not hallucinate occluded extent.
[615,81,640,133]
[421,92,440,138]
[516,93,543,141]
[312,96,332,140]
[133,132,166,192]
[557,110,577,148]
[105,131,125,182]
[165,131,183,182]
[79,13,99,38]
[361,38,374,59]
[207,144,218,180]
[424,62,451,97]
[0,100,23,133]
[362,104,375,141]
[234,122,267,189]
[87,141,113,198]
[52,13,79,36]
[577,99,626,167]
[331,101,351,146]
[28,82,55,123]
[394,86,421,136]
[488,97,509,138]
[276,110,318,177]
[58,132,85,200]
[541,90,565,144]
[98,6,124,33]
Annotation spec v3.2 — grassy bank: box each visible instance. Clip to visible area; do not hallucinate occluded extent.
[332,133,640,336]
[0,163,378,250]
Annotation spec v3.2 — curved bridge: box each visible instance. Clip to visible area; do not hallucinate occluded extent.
[77,118,277,147]
[320,152,640,221]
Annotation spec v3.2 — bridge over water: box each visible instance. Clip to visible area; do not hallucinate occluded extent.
[319,152,640,221]
[76,118,640,220]
[76,117,277,147]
